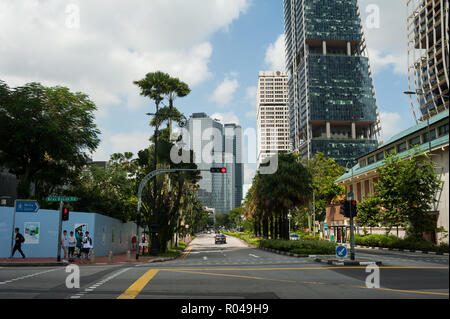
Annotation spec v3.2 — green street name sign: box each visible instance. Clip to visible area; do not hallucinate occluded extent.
[46,196,78,202]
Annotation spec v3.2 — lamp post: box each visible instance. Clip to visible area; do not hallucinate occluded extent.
[345,162,356,261]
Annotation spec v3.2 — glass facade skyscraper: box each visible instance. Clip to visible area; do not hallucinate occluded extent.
[185,113,243,213]
[284,0,382,166]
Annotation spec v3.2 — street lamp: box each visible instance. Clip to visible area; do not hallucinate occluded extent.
[345,162,356,261]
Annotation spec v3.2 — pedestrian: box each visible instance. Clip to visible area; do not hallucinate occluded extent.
[68,231,76,262]
[11,228,26,259]
[75,230,83,260]
[61,230,69,262]
[82,231,93,263]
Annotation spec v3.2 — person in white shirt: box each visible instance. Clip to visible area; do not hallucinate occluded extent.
[61,230,69,262]
[82,231,93,263]
[68,231,76,262]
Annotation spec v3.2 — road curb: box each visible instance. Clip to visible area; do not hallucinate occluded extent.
[313,258,382,266]
[0,262,68,267]
[355,245,449,255]
[258,246,326,258]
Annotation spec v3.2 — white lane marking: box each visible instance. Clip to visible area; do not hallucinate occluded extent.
[0,268,60,285]
[249,254,260,258]
[69,267,131,299]
[203,257,208,261]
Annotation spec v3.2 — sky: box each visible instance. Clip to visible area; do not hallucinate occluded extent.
[0,0,417,190]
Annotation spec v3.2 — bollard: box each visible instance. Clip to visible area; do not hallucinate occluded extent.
[108,250,113,264]
[126,250,131,262]
[90,250,95,264]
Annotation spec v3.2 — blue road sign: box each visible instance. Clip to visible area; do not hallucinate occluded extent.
[15,200,40,213]
[336,245,347,259]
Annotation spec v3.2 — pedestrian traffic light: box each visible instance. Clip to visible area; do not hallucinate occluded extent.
[350,200,357,218]
[339,201,346,216]
[339,200,357,218]
[62,207,69,221]
[210,167,227,173]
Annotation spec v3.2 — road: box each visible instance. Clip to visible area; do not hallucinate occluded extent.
[0,233,448,300]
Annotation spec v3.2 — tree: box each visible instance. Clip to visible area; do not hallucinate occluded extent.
[375,152,442,240]
[355,193,382,234]
[0,81,100,199]
[302,152,346,222]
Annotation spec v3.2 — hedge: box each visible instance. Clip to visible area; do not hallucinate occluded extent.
[259,238,336,255]
[355,234,449,253]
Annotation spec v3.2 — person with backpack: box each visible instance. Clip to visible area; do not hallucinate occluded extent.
[12,228,26,259]
[75,230,83,260]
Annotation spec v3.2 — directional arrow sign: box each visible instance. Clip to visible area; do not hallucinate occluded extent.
[15,200,40,213]
[336,245,347,259]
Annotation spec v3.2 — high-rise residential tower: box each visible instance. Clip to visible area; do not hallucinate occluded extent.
[407,0,449,122]
[257,71,290,168]
[284,0,382,167]
[185,113,243,213]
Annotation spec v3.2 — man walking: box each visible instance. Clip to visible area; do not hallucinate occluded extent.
[82,231,92,263]
[11,228,26,259]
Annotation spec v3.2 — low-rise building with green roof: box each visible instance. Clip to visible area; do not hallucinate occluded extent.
[333,110,448,243]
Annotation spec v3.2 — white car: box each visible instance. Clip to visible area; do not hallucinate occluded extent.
[289,233,301,240]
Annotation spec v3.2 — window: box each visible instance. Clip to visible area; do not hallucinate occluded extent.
[397,142,407,153]
[423,129,437,142]
[376,151,384,162]
[359,158,367,168]
[367,156,375,165]
[409,136,421,147]
[386,147,395,155]
[438,123,449,136]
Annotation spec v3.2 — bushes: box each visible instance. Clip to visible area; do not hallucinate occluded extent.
[355,234,449,253]
[222,232,261,246]
[259,238,336,255]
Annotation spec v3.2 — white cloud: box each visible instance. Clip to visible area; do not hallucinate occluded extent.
[264,34,285,71]
[245,86,257,118]
[379,112,409,141]
[211,112,240,125]
[210,75,239,107]
[0,0,251,114]
[358,0,408,75]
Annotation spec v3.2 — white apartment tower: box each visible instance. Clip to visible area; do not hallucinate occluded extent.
[257,71,290,168]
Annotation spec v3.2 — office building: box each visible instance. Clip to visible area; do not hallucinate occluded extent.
[257,71,290,168]
[284,0,382,166]
[185,113,243,213]
[407,0,449,122]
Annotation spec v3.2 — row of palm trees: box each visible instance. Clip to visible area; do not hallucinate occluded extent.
[243,153,314,240]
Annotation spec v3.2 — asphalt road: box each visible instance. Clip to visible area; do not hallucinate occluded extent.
[0,233,448,299]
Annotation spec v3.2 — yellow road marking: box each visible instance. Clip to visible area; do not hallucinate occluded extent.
[156,266,449,271]
[356,286,449,296]
[117,269,159,299]
[165,269,296,283]
[179,245,193,260]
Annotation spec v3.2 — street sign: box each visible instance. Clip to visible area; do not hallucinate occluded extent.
[336,245,347,259]
[15,200,40,213]
[324,223,328,231]
[46,196,78,202]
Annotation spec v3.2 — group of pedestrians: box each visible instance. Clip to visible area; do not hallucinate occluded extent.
[61,229,93,263]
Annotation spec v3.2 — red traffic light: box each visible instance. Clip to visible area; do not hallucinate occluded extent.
[210,167,227,173]
[62,207,69,221]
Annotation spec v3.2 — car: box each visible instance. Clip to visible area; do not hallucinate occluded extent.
[215,234,226,244]
[207,230,211,234]
[289,233,301,241]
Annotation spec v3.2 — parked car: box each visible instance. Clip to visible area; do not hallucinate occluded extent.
[215,234,227,244]
[289,233,301,241]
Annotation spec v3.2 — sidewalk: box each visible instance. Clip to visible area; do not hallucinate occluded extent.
[0,251,172,267]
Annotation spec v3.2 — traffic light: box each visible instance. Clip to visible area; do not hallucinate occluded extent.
[339,201,346,216]
[62,207,69,221]
[210,167,227,173]
[350,200,357,218]
[339,200,357,218]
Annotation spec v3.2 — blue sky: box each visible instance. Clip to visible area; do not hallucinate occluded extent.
[0,0,416,186]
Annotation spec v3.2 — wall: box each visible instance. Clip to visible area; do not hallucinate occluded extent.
[0,207,139,258]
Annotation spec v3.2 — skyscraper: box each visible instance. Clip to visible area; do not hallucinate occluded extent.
[407,0,449,122]
[284,0,382,167]
[256,71,290,168]
[185,113,243,213]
